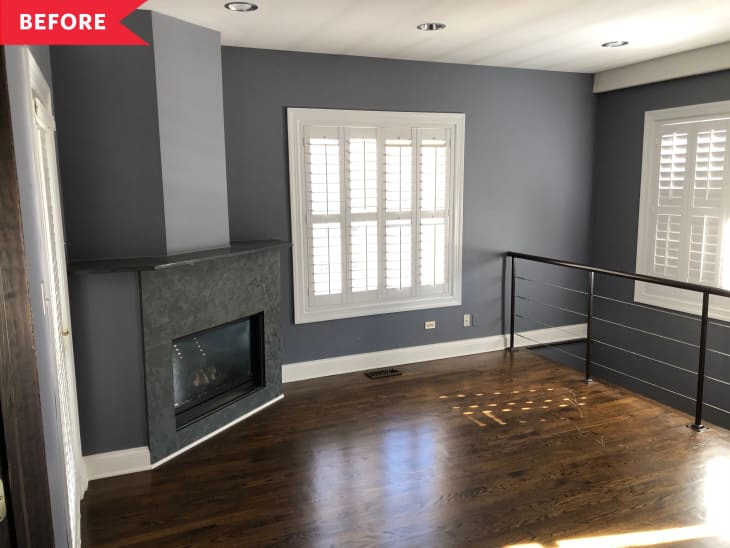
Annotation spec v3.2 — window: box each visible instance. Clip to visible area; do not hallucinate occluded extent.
[635,100,730,319]
[287,108,464,323]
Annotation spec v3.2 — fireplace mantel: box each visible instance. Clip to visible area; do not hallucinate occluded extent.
[69,240,290,273]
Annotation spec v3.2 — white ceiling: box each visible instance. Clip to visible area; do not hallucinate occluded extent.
[140,0,730,73]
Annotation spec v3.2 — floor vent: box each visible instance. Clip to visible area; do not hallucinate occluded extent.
[365,368,402,380]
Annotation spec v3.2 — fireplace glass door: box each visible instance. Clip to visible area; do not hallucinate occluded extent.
[172,312,264,428]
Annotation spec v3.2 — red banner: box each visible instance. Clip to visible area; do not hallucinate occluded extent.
[0,0,148,45]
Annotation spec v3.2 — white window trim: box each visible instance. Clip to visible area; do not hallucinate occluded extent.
[288,108,465,324]
[635,99,730,320]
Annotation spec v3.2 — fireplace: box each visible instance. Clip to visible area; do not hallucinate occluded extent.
[172,312,265,429]
[124,242,286,463]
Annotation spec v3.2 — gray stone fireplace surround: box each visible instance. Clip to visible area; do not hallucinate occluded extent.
[70,241,288,463]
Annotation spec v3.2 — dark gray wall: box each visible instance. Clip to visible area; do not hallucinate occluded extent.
[6,45,68,547]
[221,48,596,364]
[590,70,730,428]
[69,273,147,454]
[151,13,230,254]
[51,11,167,260]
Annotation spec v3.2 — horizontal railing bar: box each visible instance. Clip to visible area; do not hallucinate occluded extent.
[592,293,701,322]
[514,275,589,295]
[515,295,588,317]
[703,401,730,415]
[707,347,730,359]
[514,313,589,340]
[705,375,730,388]
[522,338,588,350]
[592,338,697,376]
[591,359,696,402]
[507,252,730,299]
[515,333,586,362]
[592,316,699,349]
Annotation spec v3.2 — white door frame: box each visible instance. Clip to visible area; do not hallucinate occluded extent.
[24,48,86,547]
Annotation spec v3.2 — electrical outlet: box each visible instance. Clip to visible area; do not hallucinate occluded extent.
[424,320,436,330]
[463,313,472,327]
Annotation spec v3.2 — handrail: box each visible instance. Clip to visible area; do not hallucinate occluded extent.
[507,251,730,299]
[506,250,719,432]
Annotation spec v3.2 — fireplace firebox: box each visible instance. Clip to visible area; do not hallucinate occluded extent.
[172,312,265,429]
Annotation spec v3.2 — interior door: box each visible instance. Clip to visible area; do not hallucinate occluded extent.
[0,47,55,546]
[28,50,86,546]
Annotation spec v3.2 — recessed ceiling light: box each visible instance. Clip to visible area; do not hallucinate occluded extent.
[601,40,629,48]
[225,2,258,12]
[417,23,446,31]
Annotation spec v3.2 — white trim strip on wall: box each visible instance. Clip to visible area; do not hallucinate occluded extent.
[83,324,585,481]
[593,41,730,93]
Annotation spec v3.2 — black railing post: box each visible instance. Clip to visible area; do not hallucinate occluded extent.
[585,271,594,383]
[509,256,516,351]
[691,291,710,432]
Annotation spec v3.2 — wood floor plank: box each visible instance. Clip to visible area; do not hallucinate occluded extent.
[82,350,730,547]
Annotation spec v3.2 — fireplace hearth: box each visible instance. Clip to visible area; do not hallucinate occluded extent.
[173,312,264,429]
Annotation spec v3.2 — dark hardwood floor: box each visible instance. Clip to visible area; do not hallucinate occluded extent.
[82,350,730,547]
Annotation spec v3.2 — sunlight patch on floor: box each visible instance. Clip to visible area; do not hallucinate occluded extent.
[505,523,728,548]
[557,525,721,547]
[438,384,590,427]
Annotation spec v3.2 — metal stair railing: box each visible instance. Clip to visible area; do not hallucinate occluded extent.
[507,251,730,432]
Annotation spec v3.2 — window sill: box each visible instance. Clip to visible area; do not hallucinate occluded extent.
[634,281,730,322]
[294,293,461,324]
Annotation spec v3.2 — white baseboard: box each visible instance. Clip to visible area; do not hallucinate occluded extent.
[282,324,586,383]
[84,447,152,481]
[83,394,284,481]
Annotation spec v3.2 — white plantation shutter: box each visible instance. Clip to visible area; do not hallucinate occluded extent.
[385,131,413,213]
[420,217,446,287]
[384,128,415,294]
[688,127,730,285]
[693,128,726,208]
[306,126,344,306]
[688,127,727,285]
[347,128,379,300]
[385,220,412,290]
[348,128,378,214]
[289,109,464,323]
[306,128,341,217]
[651,130,687,279]
[419,129,449,292]
[689,215,721,284]
[652,213,681,277]
[350,220,378,293]
[636,101,730,319]
[311,223,342,297]
[647,121,729,285]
